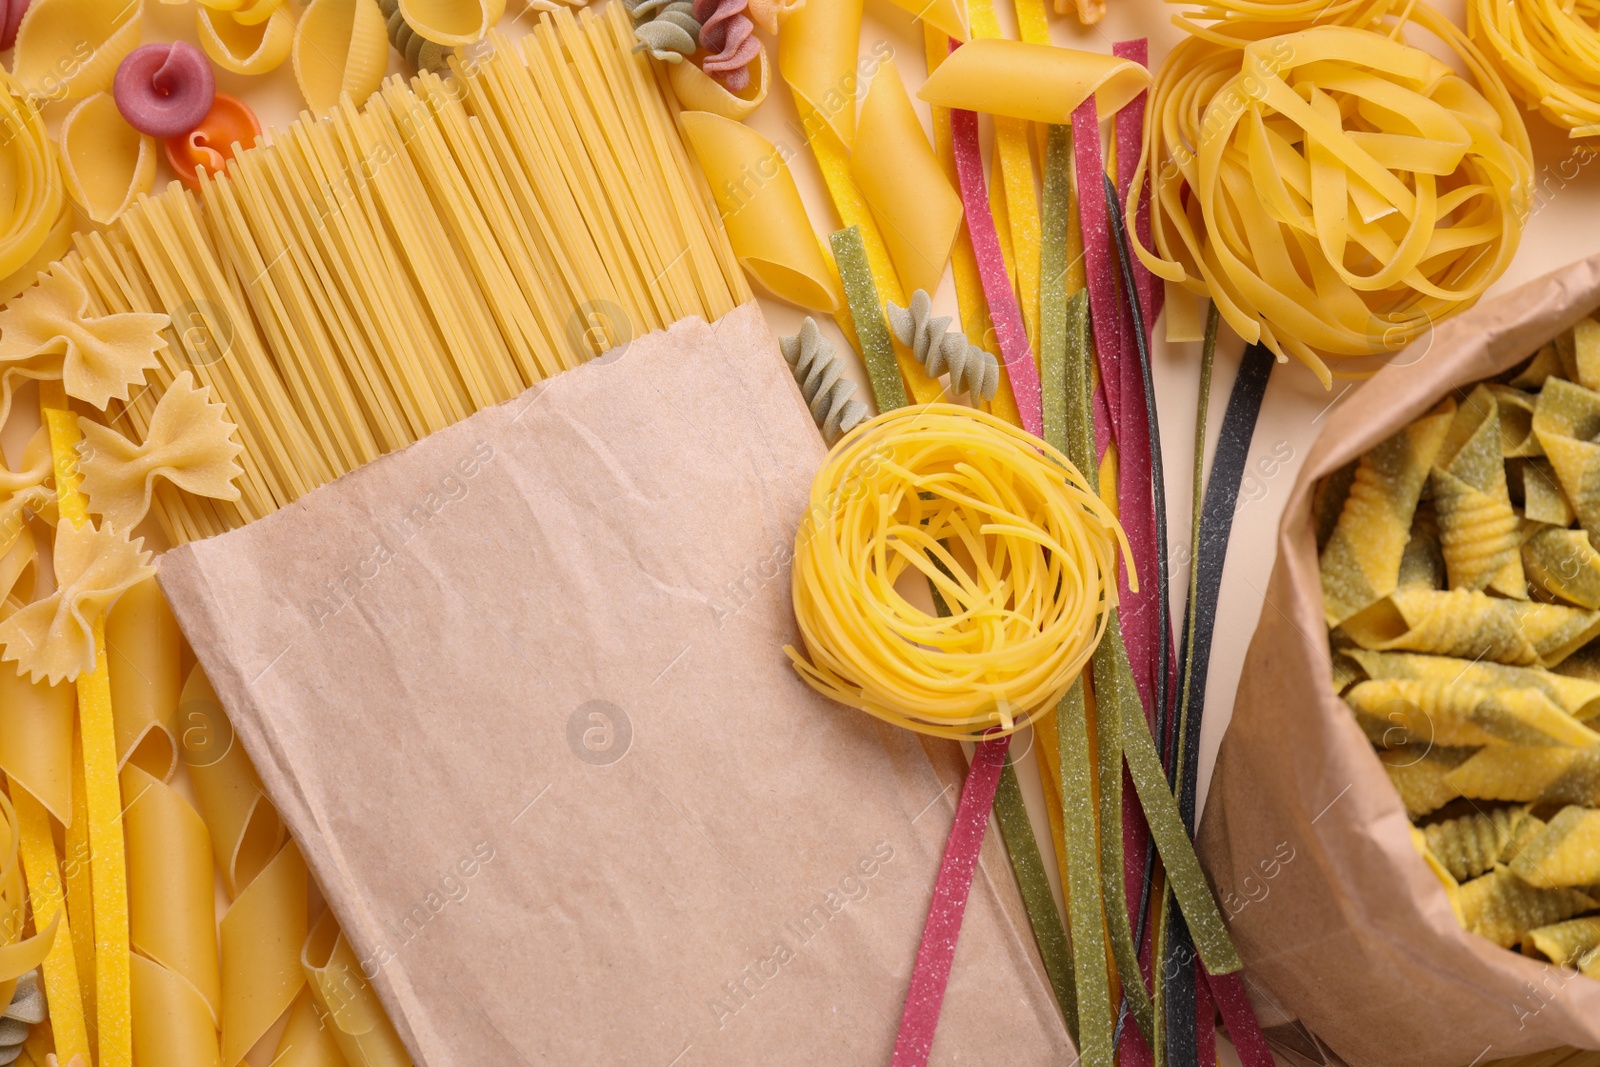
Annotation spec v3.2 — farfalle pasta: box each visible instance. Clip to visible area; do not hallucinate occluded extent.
[0,267,168,417]
[1132,22,1533,384]
[0,518,153,684]
[58,93,156,226]
[77,372,244,531]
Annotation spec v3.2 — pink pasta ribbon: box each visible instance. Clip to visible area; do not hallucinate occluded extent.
[692,0,760,91]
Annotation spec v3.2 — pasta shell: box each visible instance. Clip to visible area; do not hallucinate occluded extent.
[1345,679,1600,749]
[11,0,142,101]
[668,43,768,120]
[293,0,390,114]
[198,4,296,75]
[397,0,503,46]
[58,93,156,226]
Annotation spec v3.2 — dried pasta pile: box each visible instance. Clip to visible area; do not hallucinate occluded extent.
[1321,329,1600,969]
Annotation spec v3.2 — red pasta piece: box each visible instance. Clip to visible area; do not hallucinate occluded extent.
[2,0,30,51]
[692,0,760,91]
[1114,39,1160,341]
[114,42,216,139]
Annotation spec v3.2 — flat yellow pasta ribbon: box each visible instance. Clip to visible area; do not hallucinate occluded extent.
[1131,22,1532,384]
[59,93,157,226]
[293,0,390,113]
[787,404,1129,740]
[77,370,245,531]
[917,39,1151,123]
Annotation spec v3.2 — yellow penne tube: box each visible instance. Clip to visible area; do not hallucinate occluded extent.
[273,990,351,1067]
[303,911,410,1067]
[680,112,841,312]
[221,841,309,1066]
[849,61,962,302]
[918,39,1150,123]
[776,0,862,145]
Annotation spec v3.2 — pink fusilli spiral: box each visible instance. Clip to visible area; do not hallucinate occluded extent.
[692,0,761,91]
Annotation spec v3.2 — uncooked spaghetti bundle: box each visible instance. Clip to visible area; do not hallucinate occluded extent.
[1130,18,1533,384]
[787,404,1130,741]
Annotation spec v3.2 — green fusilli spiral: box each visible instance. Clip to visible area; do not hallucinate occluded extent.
[780,318,868,445]
[886,289,999,402]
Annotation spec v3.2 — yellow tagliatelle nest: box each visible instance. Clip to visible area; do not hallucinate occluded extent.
[1468,0,1600,138]
[786,404,1130,741]
[1131,18,1533,386]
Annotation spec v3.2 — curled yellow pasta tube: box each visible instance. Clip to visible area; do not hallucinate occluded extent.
[397,0,504,46]
[107,577,182,780]
[123,764,222,1066]
[273,990,351,1067]
[1131,23,1531,384]
[667,44,769,120]
[221,840,308,1066]
[11,0,142,100]
[850,61,962,302]
[788,404,1129,740]
[293,0,390,114]
[0,671,72,826]
[59,93,156,227]
[302,911,410,1067]
[680,111,841,312]
[198,4,296,76]
[917,38,1151,123]
[776,0,860,145]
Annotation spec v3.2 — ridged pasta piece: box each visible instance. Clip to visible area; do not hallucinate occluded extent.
[1523,458,1577,527]
[1432,385,1525,595]
[1448,746,1600,806]
[1523,916,1600,972]
[378,0,449,73]
[1320,400,1455,626]
[398,0,503,45]
[1411,826,1465,924]
[293,0,390,114]
[1459,865,1597,948]
[1525,527,1600,610]
[1314,460,1358,552]
[1423,806,1544,882]
[1491,385,1542,458]
[1535,377,1600,546]
[58,94,155,226]
[11,0,141,100]
[779,318,866,445]
[197,4,296,75]
[1346,679,1599,748]
[0,519,153,684]
[1510,806,1600,888]
[1380,744,1475,818]
[1339,587,1600,668]
[77,371,244,531]
[0,266,167,418]
[886,289,998,401]
[1349,649,1600,721]
[623,0,698,60]
[1396,502,1444,590]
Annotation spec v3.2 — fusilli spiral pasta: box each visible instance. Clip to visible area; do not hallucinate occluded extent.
[693,0,759,91]
[886,289,999,402]
[624,0,699,62]
[780,318,867,445]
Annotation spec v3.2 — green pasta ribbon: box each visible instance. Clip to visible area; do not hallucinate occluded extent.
[830,226,908,411]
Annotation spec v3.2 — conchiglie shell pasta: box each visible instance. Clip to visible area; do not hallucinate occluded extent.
[59,93,156,226]
[11,0,143,100]
[198,4,296,75]
[293,0,390,114]
[397,0,503,46]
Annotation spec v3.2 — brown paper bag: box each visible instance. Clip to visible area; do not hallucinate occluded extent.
[157,303,1069,1066]
[1200,255,1600,1067]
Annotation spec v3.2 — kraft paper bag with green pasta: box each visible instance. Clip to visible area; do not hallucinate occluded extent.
[1203,254,1600,1067]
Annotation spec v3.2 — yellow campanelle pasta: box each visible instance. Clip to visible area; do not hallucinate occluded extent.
[122,764,222,1066]
[1459,865,1597,948]
[1350,649,1600,720]
[916,38,1150,123]
[1339,587,1600,668]
[1448,745,1600,806]
[293,0,390,114]
[1525,916,1600,970]
[1535,377,1600,543]
[1525,528,1600,610]
[58,94,156,226]
[198,3,296,75]
[1524,459,1576,526]
[1343,679,1600,748]
[11,0,142,100]
[1131,23,1531,384]
[788,404,1129,740]
[1424,806,1545,882]
[1433,385,1524,595]
[1321,400,1455,625]
[681,111,841,312]
[850,61,962,302]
